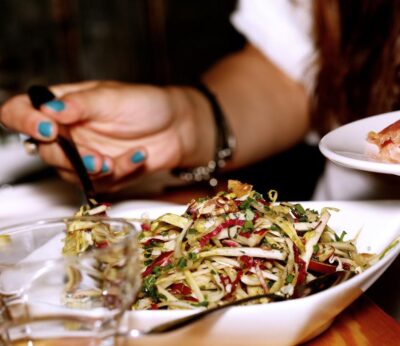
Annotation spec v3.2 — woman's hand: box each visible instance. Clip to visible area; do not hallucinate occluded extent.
[0,81,215,191]
[0,45,309,193]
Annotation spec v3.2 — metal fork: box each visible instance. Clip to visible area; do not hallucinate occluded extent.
[27,85,97,207]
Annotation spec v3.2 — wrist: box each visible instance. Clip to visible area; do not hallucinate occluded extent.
[168,83,236,186]
[166,85,216,169]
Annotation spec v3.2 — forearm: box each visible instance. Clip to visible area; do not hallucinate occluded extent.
[167,44,310,172]
[202,44,310,170]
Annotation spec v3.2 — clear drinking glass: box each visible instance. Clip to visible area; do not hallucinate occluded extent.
[0,217,141,346]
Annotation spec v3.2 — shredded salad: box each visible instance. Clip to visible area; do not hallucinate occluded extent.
[66,180,379,310]
[62,204,132,309]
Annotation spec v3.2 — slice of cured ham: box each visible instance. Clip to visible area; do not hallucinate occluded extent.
[367,119,400,163]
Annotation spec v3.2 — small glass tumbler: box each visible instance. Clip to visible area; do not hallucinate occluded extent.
[0,217,141,346]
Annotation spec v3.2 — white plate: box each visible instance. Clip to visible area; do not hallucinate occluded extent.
[110,200,400,346]
[319,111,400,175]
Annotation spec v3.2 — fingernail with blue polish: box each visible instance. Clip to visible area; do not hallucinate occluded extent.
[82,155,96,172]
[101,161,109,173]
[131,150,145,164]
[38,121,53,138]
[44,100,65,112]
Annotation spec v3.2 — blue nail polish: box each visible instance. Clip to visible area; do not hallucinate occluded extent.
[82,155,95,172]
[131,151,145,164]
[44,100,65,112]
[101,161,109,173]
[38,121,53,138]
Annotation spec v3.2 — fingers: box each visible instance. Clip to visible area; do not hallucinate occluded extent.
[37,141,113,175]
[40,83,119,126]
[55,147,147,193]
[90,147,148,193]
[0,82,100,141]
[0,94,58,141]
[111,147,147,181]
[52,143,177,193]
[94,130,181,191]
[49,81,100,98]
[39,92,90,125]
[0,81,100,140]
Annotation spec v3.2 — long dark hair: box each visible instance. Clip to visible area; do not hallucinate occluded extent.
[312,0,400,135]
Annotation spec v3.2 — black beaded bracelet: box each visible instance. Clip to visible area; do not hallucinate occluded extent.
[172,83,236,187]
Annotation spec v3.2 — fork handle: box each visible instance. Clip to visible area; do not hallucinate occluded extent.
[27,85,97,206]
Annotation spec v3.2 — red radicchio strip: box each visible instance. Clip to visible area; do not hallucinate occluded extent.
[168,283,192,296]
[95,240,109,249]
[238,231,252,239]
[239,255,255,269]
[199,219,245,247]
[293,246,307,285]
[142,238,166,247]
[184,296,199,302]
[308,260,337,274]
[142,251,174,277]
[141,223,150,231]
[254,229,267,236]
[221,239,240,247]
[239,255,265,270]
[223,269,243,300]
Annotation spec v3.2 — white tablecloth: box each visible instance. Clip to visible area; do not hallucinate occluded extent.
[0,179,80,227]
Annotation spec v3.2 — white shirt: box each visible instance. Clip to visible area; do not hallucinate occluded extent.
[231,0,314,90]
[231,0,400,201]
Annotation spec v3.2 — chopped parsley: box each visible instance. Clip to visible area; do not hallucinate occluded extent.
[194,300,209,308]
[188,252,198,261]
[177,257,187,270]
[144,259,153,266]
[188,228,198,235]
[142,275,158,301]
[241,220,254,232]
[286,274,294,284]
[335,230,347,242]
[239,197,255,210]
[269,224,279,231]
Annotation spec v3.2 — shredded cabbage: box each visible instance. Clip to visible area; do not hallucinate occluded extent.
[132,180,376,310]
[62,181,378,311]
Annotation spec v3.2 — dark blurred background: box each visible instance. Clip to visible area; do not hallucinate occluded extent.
[0,0,243,95]
[0,0,324,200]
